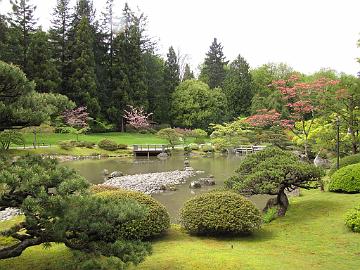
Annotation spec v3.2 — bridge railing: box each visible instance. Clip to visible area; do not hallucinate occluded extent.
[133,144,169,152]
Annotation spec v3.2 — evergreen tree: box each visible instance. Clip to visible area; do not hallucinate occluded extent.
[223,55,253,118]
[199,38,227,89]
[68,17,100,117]
[49,0,71,93]
[143,52,165,122]
[7,0,38,72]
[183,63,195,81]
[27,30,61,93]
[163,46,180,123]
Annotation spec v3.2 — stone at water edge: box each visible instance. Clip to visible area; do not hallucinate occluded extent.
[157,152,169,159]
[189,181,201,189]
[103,169,109,175]
[109,171,124,178]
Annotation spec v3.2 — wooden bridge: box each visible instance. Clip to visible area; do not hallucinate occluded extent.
[233,145,266,155]
[133,144,170,157]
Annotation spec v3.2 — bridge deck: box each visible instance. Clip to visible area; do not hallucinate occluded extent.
[133,144,170,157]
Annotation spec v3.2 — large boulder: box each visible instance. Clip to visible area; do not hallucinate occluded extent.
[189,181,201,189]
[109,171,124,178]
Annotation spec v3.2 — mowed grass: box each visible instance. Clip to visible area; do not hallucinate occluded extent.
[1,190,359,270]
[16,132,168,147]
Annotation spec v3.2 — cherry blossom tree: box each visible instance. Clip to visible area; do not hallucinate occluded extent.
[62,106,89,141]
[123,105,153,130]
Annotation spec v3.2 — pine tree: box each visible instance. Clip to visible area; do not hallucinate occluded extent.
[223,55,253,118]
[68,17,100,117]
[27,30,61,93]
[182,64,194,81]
[199,38,227,89]
[49,0,71,93]
[7,0,38,72]
[163,46,180,123]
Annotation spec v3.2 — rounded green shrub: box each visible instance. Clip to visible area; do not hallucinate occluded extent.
[180,191,262,235]
[98,139,118,151]
[329,153,360,176]
[94,189,170,239]
[117,143,128,149]
[328,163,360,193]
[188,143,199,150]
[59,140,75,150]
[345,205,360,233]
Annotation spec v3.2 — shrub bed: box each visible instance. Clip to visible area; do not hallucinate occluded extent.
[97,139,127,151]
[345,205,360,233]
[328,163,360,193]
[92,187,170,239]
[201,144,214,153]
[180,191,261,235]
[188,143,199,150]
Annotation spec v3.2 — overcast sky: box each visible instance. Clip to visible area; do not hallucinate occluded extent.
[1,0,360,75]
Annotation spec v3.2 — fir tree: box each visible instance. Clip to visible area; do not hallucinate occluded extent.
[163,46,180,123]
[223,55,253,118]
[68,17,100,117]
[49,0,71,93]
[7,0,38,72]
[183,63,195,81]
[199,38,227,89]
[27,30,61,93]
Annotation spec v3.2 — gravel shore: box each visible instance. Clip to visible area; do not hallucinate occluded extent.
[0,208,22,222]
[102,169,199,194]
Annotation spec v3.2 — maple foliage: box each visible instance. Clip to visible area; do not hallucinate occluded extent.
[123,105,153,129]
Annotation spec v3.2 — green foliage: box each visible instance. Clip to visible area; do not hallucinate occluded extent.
[199,38,227,89]
[345,204,360,233]
[98,139,120,151]
[59,140,95,150]
[188,143,199,150]
[180,191,262,235]
[329,153,360,176]
[0,130,24,150]
[223,54,253,117]
[171,80,227,130]
[156,128,181,147]
[93,188,170,240]
[201,144,214,153]
[263,207,278,224]
[329,164,360,193]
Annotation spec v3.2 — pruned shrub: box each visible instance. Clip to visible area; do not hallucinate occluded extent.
[117,144,128,150]
[188,143,199,150]
[98,139,119,151]
[180,191,262,235]
[93,189,170,239]
[345,205,360,233]
[329,153,360,176]
[59,140,75,150]
[328,163,360,193]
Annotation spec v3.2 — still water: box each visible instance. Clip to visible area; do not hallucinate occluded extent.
[65,153,270,222]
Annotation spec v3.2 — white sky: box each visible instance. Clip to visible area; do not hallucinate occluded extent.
[1,0,360,75]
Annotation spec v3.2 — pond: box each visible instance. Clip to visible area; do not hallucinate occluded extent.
[64,152,270,222]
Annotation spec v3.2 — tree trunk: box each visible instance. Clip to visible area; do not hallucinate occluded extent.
[276,190,289,216]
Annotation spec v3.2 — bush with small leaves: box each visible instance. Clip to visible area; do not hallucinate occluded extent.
[59,140,75,150]
[329,163,360,193]
[201,144,214,153]
[345,205,360,233]
[180,191,262,235]
[117,144,128,150]
[263,207,278,224]
[188,143,199,150]
[329,153,360,176]
[98,139,119,151]
[92,187,170,239]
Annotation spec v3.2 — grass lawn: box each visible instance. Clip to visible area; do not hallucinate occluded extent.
[0,190,359,270]
[17,132,168,147]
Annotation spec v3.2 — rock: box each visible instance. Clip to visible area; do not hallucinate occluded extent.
[314,154,330,168]
[167,185,177,191]
[199,177,216,186]
[159,184,167,191]
[109,171,124,178]
[157,152,169,159]
[185,166,194,171]
[0,207,22,222]
[285,187,300,197]
[208,174,214,178]
[189,181,201,189]
[184,159,190,167]
[103,169,109,175]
